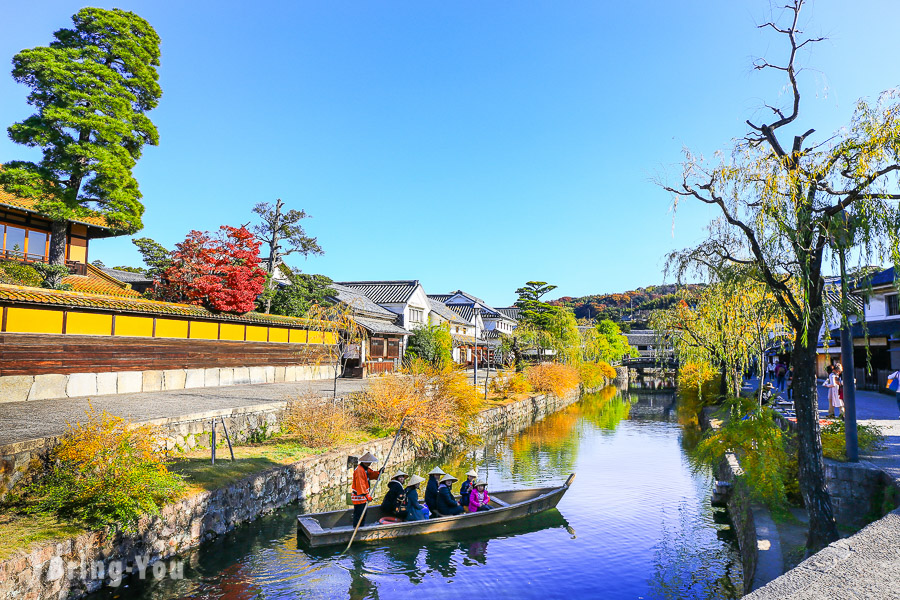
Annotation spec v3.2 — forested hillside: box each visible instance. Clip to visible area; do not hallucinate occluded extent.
[550,284,705,327]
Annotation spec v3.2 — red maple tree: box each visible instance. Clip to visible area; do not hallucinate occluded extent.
[153,225,266,314]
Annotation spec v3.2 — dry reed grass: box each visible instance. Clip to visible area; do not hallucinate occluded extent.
[526,362,580,398]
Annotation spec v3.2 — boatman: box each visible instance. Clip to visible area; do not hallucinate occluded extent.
[351,452,382,528]
[424,466,447,516]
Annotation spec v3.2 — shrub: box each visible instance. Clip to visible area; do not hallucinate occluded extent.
[283,395,357,447]
[404,324,453,367]
[694,400,794,510]
[490,369,531,398]
[0,262,43,287]
[355,359,481,449]
[28,406,183,530]
[526,362,580,398]
[578,361,616,389]
[32,263,72,289]
[821,420,886,461]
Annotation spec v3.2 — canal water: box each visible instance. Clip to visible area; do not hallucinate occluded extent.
[94,386,742,599]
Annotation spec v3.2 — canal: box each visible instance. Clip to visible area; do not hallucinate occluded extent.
[93,385,742,599]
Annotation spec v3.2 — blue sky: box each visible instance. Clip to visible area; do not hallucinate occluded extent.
[1,1,898,307]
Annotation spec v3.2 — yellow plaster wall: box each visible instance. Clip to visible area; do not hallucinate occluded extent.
[269,327,289,343]
[66,311,112,335]
[5,307,64,334]
[245,326,268,342]
[115,315,154,337]
[220,323,245,341]
[189,320,218,340]
[308,330,324,344]
[289,329,308,344]
[155,318,189,339]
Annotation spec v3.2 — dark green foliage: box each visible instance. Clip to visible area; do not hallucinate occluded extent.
[0,262,43,287]
[514,281,557,324]
[268,272,335,317]
[0,8,162,262]
[32,263,71,290]
[405,325,453,367]
[132,237,170,279]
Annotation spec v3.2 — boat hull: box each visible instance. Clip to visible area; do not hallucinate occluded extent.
[298,473,575,548]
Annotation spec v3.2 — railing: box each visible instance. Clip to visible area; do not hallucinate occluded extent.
[0,251,86,276]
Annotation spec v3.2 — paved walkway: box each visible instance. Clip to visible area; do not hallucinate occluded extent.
[0,378,369,447]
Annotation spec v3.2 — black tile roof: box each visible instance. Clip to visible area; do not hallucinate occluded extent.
[329,283,398,319]
[336,280,420,304]
[830,319,900,342]
[496,307,521,321]
[352,316,410,336]
[428,298,469,324]
[99,267,152,284]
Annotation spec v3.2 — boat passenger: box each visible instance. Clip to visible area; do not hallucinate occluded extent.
[436,474,464,516]
[459,469,477,511]
[351,452,382,528]
[425,466,446,515]
[404,475,428,521]
[469,480,491,512]
[380,470,408,518]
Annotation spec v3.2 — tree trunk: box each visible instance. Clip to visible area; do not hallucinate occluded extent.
[719,363,728,399]
[791,326,839,552]
[48,221,67,266]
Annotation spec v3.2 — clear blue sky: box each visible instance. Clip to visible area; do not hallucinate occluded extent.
[1,1,898,307]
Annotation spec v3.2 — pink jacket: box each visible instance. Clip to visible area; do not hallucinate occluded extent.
[469,487,490,512]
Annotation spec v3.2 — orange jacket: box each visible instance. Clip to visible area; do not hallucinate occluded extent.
[351,465,380,504]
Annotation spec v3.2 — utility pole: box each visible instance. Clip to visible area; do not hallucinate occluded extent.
[831,211,859,462]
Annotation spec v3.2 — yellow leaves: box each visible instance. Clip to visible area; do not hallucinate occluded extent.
[526,363,580,398]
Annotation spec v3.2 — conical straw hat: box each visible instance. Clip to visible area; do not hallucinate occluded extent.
[406,475,426,487]
[466,469,478,478]
[440,474,458,484]
[391,470,408,480]
[428,466,447,476]
[474,480,487,488]
[358,452,378,463]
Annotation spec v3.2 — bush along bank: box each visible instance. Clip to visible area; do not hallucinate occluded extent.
[0,364,615,600]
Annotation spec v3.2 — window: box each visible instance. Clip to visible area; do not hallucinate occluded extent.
[1,224,50,261]
[409,307,424,324]
[387,339,400,358]
[888,294,900,317]
[370,338,385,358]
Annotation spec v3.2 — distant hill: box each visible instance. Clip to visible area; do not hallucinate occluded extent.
[550,284,705,328]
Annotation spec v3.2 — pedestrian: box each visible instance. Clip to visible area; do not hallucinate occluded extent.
[786,367,794,401]
[888,369,900,418]
[775,361,787,392]
[767,361,776,384]
[351,452,382,529]
[825,364,845,420]
[825,364,834,416]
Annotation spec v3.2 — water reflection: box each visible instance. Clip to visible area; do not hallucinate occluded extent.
[90,385,741,600]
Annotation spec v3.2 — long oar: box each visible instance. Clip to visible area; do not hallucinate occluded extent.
[342,415,408,554]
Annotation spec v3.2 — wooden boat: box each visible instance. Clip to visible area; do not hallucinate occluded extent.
[297,473,575,548]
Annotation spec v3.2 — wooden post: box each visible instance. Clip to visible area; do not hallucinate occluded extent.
[221,417,235,461]
[211,420,216,465]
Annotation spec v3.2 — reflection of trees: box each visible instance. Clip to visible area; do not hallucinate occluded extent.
[647,502,741,600]
[579,386,634,430]
[506,405,581,482]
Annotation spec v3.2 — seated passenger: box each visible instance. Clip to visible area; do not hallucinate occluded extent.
[436,474,464,516]
[424,466,447,515]
[459,469,477,511]
[404,475,428,521]
[380,470,408,518]
[469,480,491,512]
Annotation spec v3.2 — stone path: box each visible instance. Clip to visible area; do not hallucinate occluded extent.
[0,378,369,447]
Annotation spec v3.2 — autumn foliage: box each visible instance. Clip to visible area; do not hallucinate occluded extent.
[152,225,266,313]
[28,406,183,529]
[577,361,617,389]
[526,362,580,398]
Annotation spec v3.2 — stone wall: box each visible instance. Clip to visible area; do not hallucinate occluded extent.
[824,459,900,528]
[716,453,759,594]
[0,387,586,600]
[0,364,334,404]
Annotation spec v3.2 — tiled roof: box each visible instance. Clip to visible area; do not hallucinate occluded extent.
[330,283,398,319]
[0,284,319,327]
[0,187,113,230]
[626,330,657,346]
[864,267,896,290]
[829,319,900,342]
[336,280,420,304]
[428,298,469,324]
[483,329,503,339]
[62,274,142,298]
[446,302,502,321]
[352,316,410,336]
[496,307,521,321]
[99,267,152,284]
[428,294,454,303]
[444,290,487,304]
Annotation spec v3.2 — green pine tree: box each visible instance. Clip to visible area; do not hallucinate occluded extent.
[0,8,162,264]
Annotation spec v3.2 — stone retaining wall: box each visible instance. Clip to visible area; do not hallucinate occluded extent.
[0,365,333,404]
[0,386,590,600]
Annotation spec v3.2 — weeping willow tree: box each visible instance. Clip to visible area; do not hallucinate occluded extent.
[652,269,789,402]
[662,0,900,551]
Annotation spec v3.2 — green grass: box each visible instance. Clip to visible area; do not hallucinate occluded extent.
[171,430,379,492]
[0,512,84,561]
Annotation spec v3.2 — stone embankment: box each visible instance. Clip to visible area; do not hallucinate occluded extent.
[0,384,595,600]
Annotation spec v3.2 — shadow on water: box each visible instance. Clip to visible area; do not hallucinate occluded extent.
[89,384,741,600]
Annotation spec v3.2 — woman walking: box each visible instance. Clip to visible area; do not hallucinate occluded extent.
[824,364,845,419]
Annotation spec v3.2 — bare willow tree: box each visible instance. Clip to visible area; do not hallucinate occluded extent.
[306,301,367,399]
[663,0,900,551]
